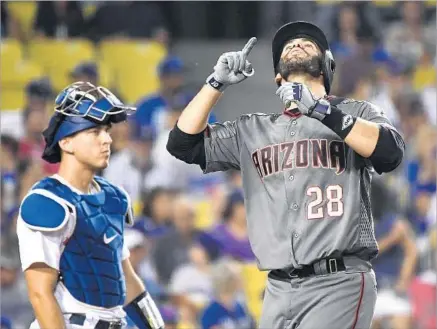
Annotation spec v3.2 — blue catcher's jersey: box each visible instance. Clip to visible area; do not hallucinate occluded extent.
[25,176,130,308]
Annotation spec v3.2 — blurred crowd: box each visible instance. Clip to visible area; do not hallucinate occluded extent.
[0,1,436,329]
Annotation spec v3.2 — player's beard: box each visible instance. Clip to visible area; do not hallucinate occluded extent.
[277,53,323,81]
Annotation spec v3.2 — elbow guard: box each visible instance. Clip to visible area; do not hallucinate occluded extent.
[369,124,405,174]
[124,291,164,329]
[166,124,206,168]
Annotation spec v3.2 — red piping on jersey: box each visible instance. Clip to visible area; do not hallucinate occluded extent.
[351,273,365,329]
[283,108,302,118]
[204,125,211,138]
[282,95,336,118]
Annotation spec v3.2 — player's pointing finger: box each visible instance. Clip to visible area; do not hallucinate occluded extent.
[242,37,257,57]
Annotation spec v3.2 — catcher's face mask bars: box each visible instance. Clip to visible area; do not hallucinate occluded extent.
[54,81,135,123]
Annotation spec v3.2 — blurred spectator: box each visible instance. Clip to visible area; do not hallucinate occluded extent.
[200,260,254,329]
[409,271,436,329]
[0,2,24,40]
[168,244,213,313]
[125,229,148,272]
[33,1,85,39]
[202,189,255,263]
[0,1,7,38]
[133,56,219,142]
[69,61,124,102]
[103,122,153,207]
[370,65,414,129]
[158,305,179,329]
[152,195,200,285]
[132,56,186,140]
[109,120,131,156]
[0,135,20,234]
[18,161,45,202]
[0,316,12,329]
[371,180,418,329]
[1,78,52,139]
[393,92,429,142]
[226,170,243,191]
[69,61,99,86]
[0,235,33,329]
[335,34,377,97]
[347,74,373,101]
[411,47,436,92]
[410,187,436,238]
[17,78,58,175]
[406,118,437,236]
[384,1,436,70]
[330,2,381,60]
[123,229,164,310]
[206,170,244,226]
[421,84,436,126]
[144,91,223,192]
[259,2,315,38]
[331,3,361,59]
[133,188,174,239]
[406,124,437,214]
[143,91,196,189]
[85,1,169,44]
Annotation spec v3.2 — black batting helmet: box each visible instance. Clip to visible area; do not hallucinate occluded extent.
[272,21,336,94]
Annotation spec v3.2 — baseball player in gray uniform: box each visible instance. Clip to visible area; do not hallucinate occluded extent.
[166,21,405,329]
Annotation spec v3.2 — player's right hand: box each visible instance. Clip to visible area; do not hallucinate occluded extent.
[206,37,257,92]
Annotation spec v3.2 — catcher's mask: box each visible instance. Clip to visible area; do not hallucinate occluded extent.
[42,81,135,163]
[272,21,336,94]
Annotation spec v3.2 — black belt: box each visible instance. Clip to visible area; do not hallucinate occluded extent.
[69,314,122,329]
[269,257,346,281]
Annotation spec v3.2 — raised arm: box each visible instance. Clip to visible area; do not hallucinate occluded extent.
[167,38,257,172]
[176,37,257,134]
[176,85,222,134]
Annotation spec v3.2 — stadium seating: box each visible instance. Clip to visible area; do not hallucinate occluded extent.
[96,61,113,89]
[0,39,23,68]
[1,58,44,110]
[371,0,395,7]
[194,200,215,230]
[98,40,167,104]
[6,2,37,39]
[413,64,436,91]
[426,0,436,7]
[28,39,95,91]
[240,263,268,323]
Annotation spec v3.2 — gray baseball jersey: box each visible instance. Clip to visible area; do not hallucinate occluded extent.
[203,99,395,271]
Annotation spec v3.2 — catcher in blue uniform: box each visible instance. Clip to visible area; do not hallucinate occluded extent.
[16,81,164,329]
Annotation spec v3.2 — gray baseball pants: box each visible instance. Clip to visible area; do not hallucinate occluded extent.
[259,270,377,329]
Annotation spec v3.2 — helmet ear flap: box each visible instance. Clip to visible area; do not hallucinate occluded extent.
[321,49,335,94]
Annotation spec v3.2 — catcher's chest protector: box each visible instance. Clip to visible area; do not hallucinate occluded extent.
[33,177,128,308]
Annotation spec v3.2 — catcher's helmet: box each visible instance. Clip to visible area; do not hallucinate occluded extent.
[272,21,336,94]
[42,81,135,163]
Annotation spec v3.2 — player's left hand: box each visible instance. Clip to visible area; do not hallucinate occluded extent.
[276,82,331,121]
